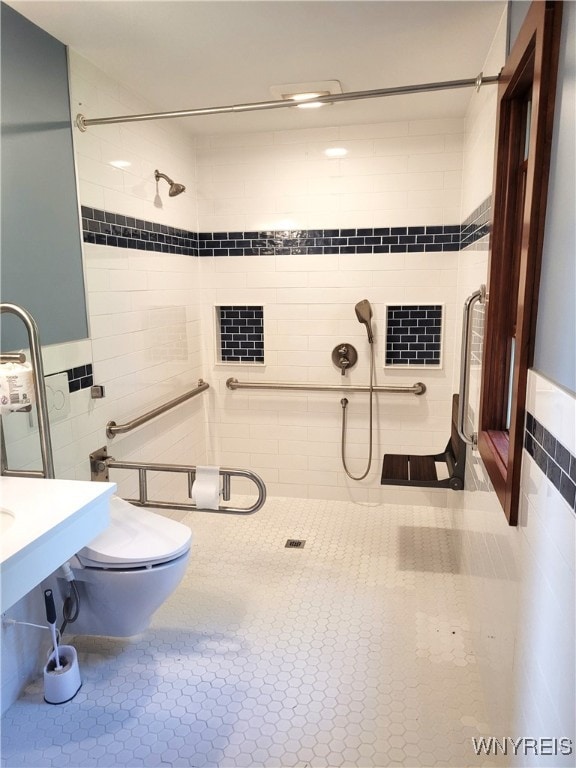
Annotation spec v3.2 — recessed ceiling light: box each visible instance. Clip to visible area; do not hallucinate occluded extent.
[324,147,348,158]
[289,91,326,102]
[285,91,330,109]
[296,101,326,110]
[270,80,342,111]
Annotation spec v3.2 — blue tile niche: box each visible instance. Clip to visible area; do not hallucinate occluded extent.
[218,306,264,363]
[385,305,443,366]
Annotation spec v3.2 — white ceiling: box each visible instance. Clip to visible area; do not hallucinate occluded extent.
[7,1,506,135]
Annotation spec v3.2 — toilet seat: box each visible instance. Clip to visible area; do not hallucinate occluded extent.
[77,496,192,569]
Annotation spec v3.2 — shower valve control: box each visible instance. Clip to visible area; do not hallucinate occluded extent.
[332,343,358,376]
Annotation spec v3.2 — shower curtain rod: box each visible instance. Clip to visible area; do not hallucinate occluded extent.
[75,72,499,131]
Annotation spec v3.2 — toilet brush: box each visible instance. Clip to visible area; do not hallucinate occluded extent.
[43,589,82,704]
[44,589,62,670]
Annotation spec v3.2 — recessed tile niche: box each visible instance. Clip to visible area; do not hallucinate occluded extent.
[216,306,264,364]
[385,304,443,367]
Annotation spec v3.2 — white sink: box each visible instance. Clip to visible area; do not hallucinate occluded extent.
[0,477,116,613]
[0,507,15,533]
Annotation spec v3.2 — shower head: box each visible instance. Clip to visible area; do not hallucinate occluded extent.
[154,169,186,197]
[355,299,374,343]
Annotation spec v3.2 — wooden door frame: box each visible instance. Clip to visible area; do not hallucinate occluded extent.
[478,0,563,524]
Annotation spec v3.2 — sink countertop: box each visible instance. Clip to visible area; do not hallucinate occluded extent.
[0,477,116,613]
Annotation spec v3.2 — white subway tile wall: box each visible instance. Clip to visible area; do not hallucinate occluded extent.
[196,119,464,233]
[70,52,199,230]
[196,121,463,502]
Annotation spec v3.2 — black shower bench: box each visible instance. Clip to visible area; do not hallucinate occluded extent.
[380,394,466,490]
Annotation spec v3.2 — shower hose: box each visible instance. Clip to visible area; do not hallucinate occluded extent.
[340,341,375,481]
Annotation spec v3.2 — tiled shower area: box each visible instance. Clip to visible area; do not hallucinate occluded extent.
[2,2,575,767]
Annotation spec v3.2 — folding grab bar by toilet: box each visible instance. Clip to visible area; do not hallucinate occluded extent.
[90,447,266,515]
[457,285,486,447]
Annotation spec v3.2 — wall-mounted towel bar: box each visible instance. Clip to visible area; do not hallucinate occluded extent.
[90,447,266,515]
[226,377,426,395]
[106,379,209,439]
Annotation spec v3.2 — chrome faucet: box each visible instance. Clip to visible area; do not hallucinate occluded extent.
[332,343,358,376]
[338,346,350,375]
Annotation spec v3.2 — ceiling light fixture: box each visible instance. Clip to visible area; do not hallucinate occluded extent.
[324,147,348,158]
[289,92,326,101]
[287,91,330,109]
[296,101,325,110]
[270,80,343,111]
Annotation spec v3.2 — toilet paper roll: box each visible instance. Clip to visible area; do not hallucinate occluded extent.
[191,466,221,510]
[0,362,35,414]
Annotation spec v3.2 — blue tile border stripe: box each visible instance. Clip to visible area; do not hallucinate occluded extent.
[52,363,93,394]
[461,196,491,249]
[81,206,199,256]
[198,226,461,256]
[81,196,492,256]
[525,412,576,513]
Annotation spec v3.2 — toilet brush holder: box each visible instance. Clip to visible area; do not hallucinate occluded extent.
[43,645,82,704]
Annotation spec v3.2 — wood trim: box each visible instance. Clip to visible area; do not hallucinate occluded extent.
[478,0,563,525]
[486,430,510,471]
[478,432,507,508]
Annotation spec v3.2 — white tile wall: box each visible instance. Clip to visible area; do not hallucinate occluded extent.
[196,119,463,502]
[460,8,507,225]
[70,52,199,231]
[450,373,576,759]
[200,258,459,502]
[197,119,464,232]
[0,589,46,718]
[454,7,507,400]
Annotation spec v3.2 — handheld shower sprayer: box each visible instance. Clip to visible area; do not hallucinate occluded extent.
[154,170,186,197]
[341,299,376,481]
[355,299,374,343]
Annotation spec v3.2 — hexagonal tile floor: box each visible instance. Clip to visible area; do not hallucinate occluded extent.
[1,497,504,767]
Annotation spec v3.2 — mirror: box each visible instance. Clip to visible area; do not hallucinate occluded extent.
[1,4,88,351]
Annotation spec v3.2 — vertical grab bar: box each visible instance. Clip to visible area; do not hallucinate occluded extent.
[457,285,486,447]
[0,303,55,479]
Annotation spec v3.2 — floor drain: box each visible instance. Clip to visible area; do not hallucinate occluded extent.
[285,539,306,548]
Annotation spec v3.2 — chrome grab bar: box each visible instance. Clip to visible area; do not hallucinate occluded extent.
[106,379,209,439]
[226,378,426,395]
[457,285,486,446]
[0,303,55,479]
[90,447,266,515]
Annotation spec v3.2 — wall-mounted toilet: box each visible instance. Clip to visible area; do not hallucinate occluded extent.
[49,496,192,637]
